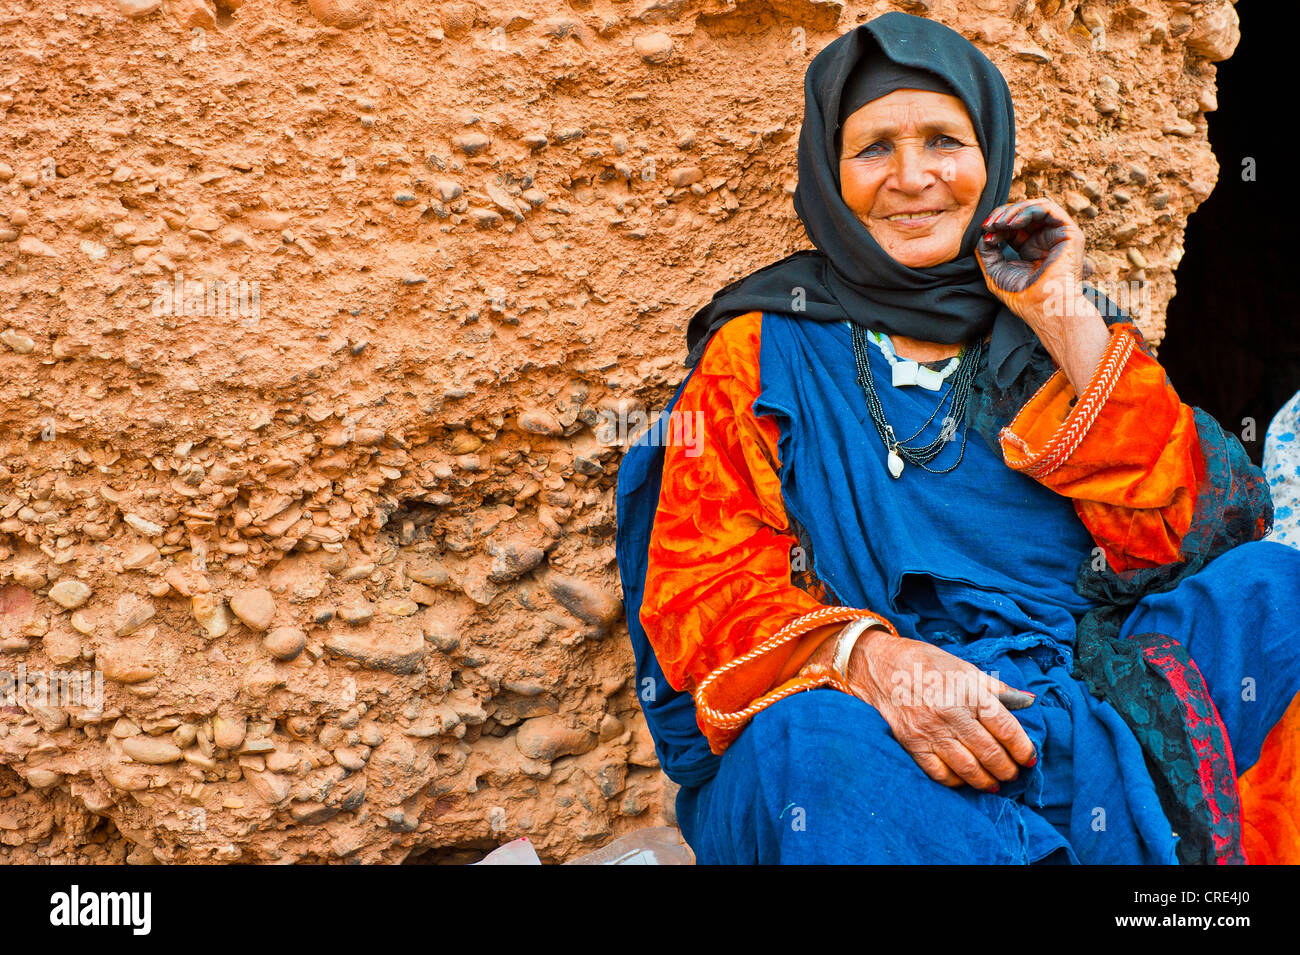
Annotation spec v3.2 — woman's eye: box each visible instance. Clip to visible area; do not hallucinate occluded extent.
[857,136,962,157]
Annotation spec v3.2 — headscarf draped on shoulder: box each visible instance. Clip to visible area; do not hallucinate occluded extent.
[683,10,1041,392]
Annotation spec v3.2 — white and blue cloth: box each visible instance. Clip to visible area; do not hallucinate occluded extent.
[1263,389,1300,551]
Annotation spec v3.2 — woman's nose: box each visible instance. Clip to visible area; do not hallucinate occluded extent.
[891,145,940,192]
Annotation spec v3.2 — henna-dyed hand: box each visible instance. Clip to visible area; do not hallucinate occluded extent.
[811,627,1039,793]
[976,197,1090,335]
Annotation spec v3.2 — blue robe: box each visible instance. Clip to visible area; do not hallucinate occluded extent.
[617,313,1300,864]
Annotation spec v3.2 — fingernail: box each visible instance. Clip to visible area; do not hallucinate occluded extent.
[990,784,1000,793]
[1026,753,1038,767]
[997,689,1036,710]
[983,232,995,243]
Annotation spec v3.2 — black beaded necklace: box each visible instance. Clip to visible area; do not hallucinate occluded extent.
[850,323,985,479]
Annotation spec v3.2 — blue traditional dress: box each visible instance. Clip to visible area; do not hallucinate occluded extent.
[617,310,1300,865]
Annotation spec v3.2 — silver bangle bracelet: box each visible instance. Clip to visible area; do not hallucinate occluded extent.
[832,618,882,677]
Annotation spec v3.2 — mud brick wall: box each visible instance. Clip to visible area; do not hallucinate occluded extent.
[0,0,1238,862]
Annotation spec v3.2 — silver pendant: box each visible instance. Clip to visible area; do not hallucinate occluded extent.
[887,448,904,479]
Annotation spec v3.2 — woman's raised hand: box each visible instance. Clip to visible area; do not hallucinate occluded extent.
[841,628,1038,792]
[974,196,1114,397]
[975,197,1088,332]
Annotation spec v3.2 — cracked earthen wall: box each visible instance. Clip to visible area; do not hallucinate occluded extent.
[0,0,1239,862]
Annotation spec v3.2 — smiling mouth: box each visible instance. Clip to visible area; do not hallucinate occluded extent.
[883,210,945,222]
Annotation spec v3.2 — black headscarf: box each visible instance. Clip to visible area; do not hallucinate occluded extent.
[683,11,1040,391]
[836,52,956,133]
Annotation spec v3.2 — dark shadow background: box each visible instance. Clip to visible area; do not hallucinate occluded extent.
[1160,0,1300,466]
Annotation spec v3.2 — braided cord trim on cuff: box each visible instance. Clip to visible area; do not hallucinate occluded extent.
[693,606,899,733]
[999,323,1137,480]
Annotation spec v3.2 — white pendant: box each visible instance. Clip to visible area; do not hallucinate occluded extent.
[891,360,920,388]
[915,365,944,391]
[887,449,904,478]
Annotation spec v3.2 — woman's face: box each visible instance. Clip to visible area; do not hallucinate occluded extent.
[838,88,987,268]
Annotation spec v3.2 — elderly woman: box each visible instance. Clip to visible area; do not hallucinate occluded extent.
[616,12,1300,864]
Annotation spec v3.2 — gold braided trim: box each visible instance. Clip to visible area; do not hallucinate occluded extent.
[999,324,1136,480]
[693,606,898,732]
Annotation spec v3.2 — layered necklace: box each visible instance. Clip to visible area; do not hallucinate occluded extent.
[849,322,984,479]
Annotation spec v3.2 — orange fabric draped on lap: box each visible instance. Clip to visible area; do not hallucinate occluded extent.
[1239,693,1300,864]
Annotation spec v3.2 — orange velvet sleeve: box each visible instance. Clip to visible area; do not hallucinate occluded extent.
[997,322,1206,573]
[639,311,859,754]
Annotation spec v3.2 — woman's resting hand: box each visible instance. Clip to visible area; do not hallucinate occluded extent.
[819,628,1039,792]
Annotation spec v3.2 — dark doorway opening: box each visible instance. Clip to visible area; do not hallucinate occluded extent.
[1159,0,1300,466]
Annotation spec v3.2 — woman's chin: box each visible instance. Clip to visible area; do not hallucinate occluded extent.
[882,237,962,269]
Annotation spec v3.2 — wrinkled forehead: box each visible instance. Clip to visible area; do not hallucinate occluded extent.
[842,89,975,135]
[836,89,978,157]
